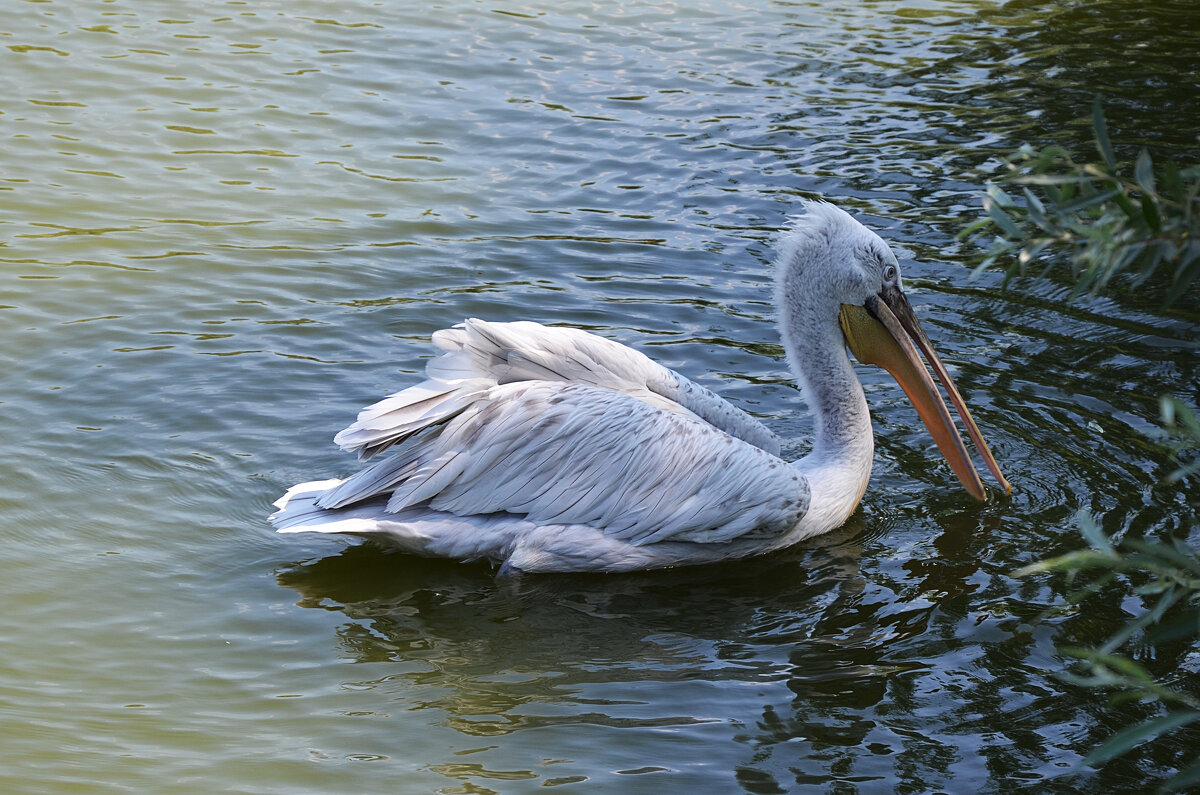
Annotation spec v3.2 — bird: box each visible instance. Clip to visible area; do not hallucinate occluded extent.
[270,201,1010,573]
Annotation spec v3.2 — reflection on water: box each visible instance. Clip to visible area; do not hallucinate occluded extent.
[279,525,938,790]
[272,508,1088,791]
[2,0,1198,792]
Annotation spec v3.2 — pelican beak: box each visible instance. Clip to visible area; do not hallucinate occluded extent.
[839,287,1011,500]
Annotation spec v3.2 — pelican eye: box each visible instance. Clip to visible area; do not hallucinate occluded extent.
[883,264,898,284]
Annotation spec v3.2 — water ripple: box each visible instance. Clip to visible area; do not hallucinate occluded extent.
[1,0,1197,792]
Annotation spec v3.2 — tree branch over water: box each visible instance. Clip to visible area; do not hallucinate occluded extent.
[961,101,1200,307]
[964,102,1200,792]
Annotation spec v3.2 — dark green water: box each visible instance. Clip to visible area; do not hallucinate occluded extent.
[1,0,1197,792]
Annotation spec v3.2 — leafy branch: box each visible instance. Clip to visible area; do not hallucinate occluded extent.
[1016,507,1200,791]
[968,103,1200,790]
[1160,396,1200,484]
[961,101,1200,306]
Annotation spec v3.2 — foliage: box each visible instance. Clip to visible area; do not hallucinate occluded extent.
[968,103,1200,789]
[1160,396,1200,485]
[1015,401,1200,792]
[960,101,1200,306]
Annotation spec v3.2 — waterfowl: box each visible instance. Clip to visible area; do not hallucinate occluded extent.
[270,202,1009,572]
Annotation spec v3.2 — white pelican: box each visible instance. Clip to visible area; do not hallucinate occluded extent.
[271,202,1009,573]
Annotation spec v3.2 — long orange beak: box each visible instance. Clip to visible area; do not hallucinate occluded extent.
[839,288,1011,500]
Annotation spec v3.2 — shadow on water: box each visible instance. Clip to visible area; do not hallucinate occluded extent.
[276,519,890,684]
[269,509,1086,791]
[275,519,965,786]
[273,460,1200,793]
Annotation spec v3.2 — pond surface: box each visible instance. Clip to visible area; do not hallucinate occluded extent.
[2,0,1198,792]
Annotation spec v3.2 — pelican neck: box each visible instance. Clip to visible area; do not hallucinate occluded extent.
[781,310,875,537]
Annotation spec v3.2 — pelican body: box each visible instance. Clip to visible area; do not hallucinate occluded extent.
[271,203,1009,572]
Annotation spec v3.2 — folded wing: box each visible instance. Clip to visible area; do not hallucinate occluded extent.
[316,380,808,546]
[332,319,781,461]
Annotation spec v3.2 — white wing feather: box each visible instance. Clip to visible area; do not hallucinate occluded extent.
[333,319,780,460]
[316,381,808,546]
[273,319,805,568]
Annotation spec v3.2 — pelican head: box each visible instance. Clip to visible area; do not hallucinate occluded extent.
[776,201,1010,500]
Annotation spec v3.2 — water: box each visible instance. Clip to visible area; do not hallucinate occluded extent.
[2,0,1198,792]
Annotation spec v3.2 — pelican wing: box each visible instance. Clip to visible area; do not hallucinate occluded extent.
[316,381,808,546]
[332,319,781,460]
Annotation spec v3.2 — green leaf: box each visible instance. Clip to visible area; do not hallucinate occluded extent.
[1123,538,1199,572]
[1078,510,1115,553]
[1164,398,1200,435]
[1133,578,1175,596]
[1135,149,1157,196]
[1165,253,1200,307]
[1166,460,1200,484]
[1114,192,1142,224]
[1094,99,1117,172]
[986,183,1017,208]
[1069,649,1156,683]
[1014,174,1094,187]
[1058,186,1122,216]
[1142,194,1162,233]
[1166,756,1200,791]
[1161,395,1178,425]
[1096,585,1182,655]
[1022,187,1053,232]
[1013,549,1118,577]
[1065,570,1117,605]
[1162,161,1184,203]
[1107,690,1147,708]
[1082,710,1200,767]
[1171,537,1200,562]
[1018,239,1053,268]
[986,200,1024,239]
[957,217,993,240]
[1058,668,1123,689]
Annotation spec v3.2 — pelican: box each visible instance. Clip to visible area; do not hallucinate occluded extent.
[271,202,1009,573]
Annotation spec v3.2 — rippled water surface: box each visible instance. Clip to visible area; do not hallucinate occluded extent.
[3,1,1198,792]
